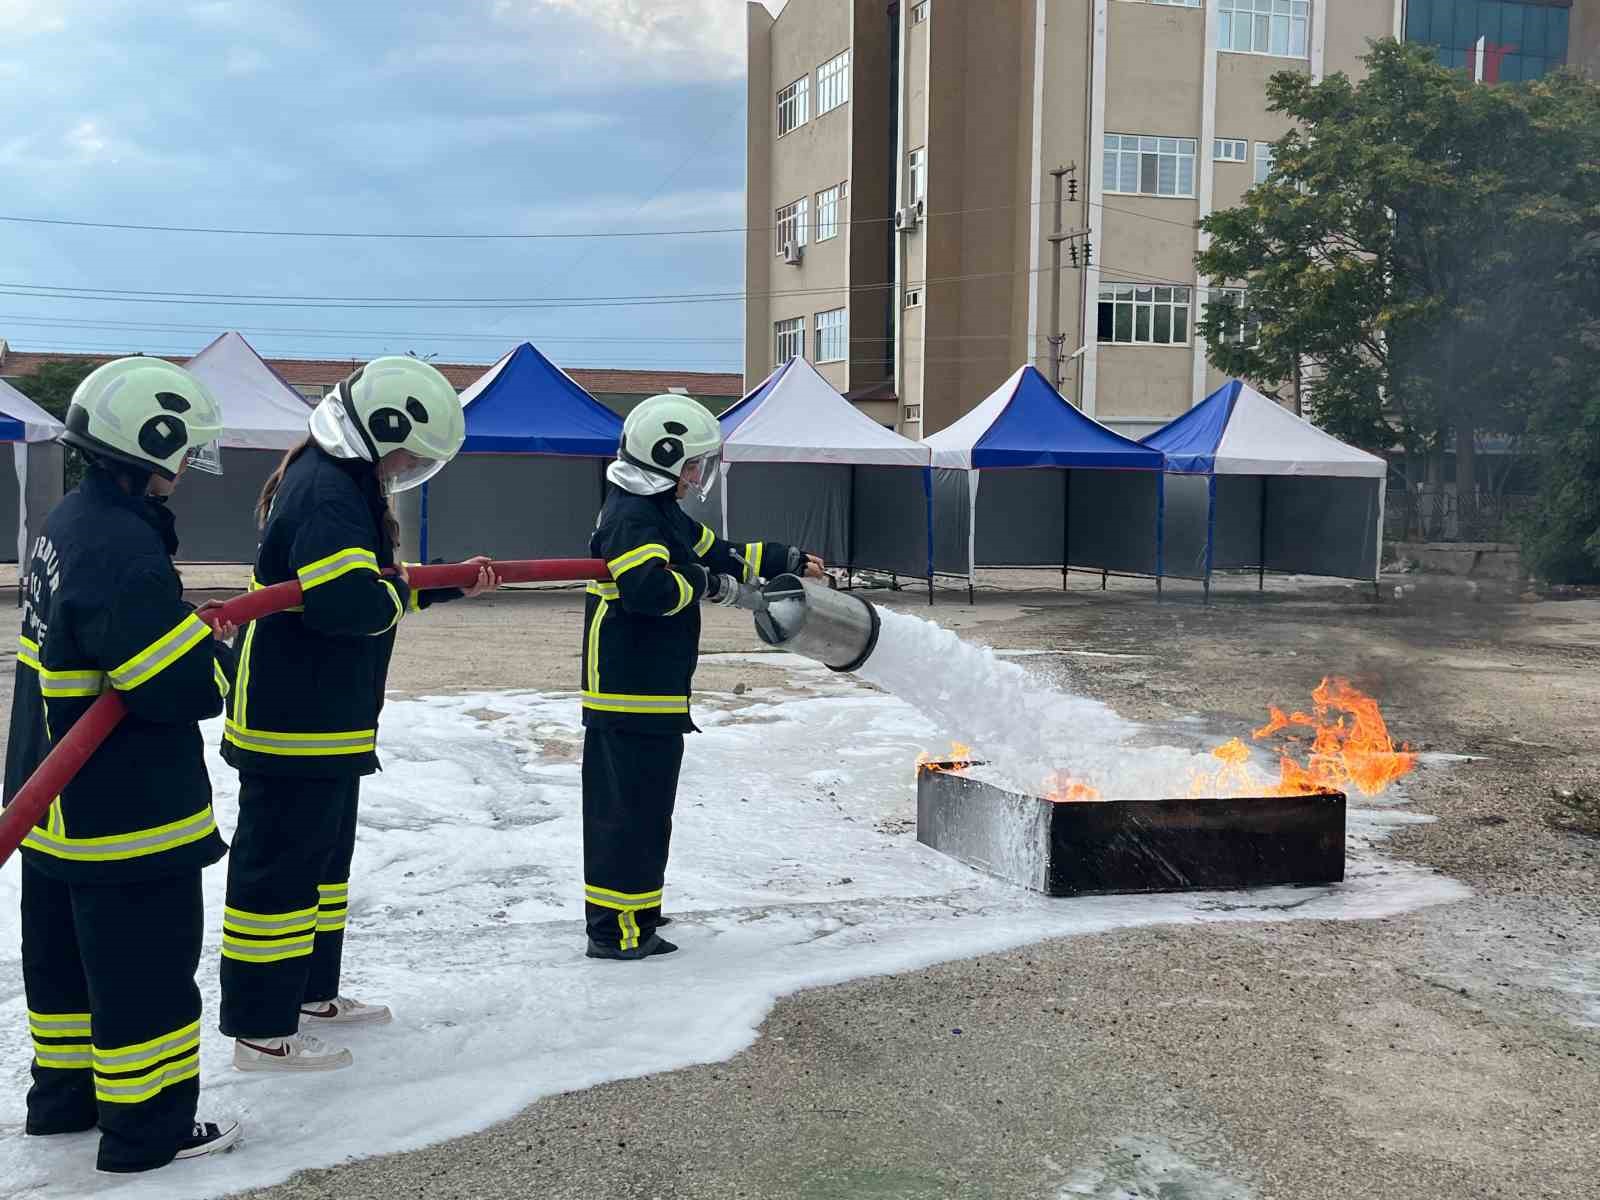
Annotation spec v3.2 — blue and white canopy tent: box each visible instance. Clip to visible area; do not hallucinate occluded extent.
[686,357,935,598]
[922,365,1166,602]
[1142,379,1387,599]
[422,342,624,562]
[0,377,64,567]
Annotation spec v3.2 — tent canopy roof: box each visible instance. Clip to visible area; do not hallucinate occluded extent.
[184,332,315,451]
[924,365,1164,470]
[1142,379,1387,478]
[719,358,928,466]
[459,342,623,456]
[0,377,64,443]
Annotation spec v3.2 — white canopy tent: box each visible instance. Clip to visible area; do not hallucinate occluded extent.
[1143,380,1388,598]
[685,358,935,596]
[167,332,315,562]
[0,378,65,567]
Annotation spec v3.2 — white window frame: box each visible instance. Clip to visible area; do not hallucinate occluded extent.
[1097,283,1193,346]
[908,147,927,204]
[775,317,805,364]
[1214,138,1247,163]
[1103,134,1197,199]
[904,288,924,309]
[903,404,923,422]
[814,307,847,363]
[1207,286,1259,346]
[816,182,846,241]
[777,75,809,137]
[775,197,810,255]
[1253,142,1276,186]
[817,50,850,116]
[912,2,930,23]
[1152,0,1200,7]
[1218,0,1310,59]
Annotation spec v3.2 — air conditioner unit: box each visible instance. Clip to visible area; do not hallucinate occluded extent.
[914,198,926,219]
[783,241,804,265]
[894,205,921,233]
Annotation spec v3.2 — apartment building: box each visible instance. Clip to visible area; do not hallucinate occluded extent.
[746,0,1599,438]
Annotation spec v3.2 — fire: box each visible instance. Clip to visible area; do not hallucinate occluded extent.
[1191,677,1416,799]
[916,741,973,774]
[1043,771,1101,803]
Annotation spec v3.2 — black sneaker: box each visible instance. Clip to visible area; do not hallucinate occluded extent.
[586,933,679,960]
[174,1119,243,1162]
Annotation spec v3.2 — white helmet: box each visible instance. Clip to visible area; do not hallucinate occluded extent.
[62,357,224,480]
[309,356,466,494]
[618,394,722,501]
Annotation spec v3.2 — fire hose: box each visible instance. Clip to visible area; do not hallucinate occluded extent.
[0,558,609,868]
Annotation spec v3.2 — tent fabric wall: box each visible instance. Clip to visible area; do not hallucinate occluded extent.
[932,468,974,575]
[972,470,1065,567]
[1262,477,1381,580]
[425,455,607,561]
[719,462,851,567]
[1067,471,1163,577]
[850,466,932,579]
[0,380,66,565]
[163,448,279,563]
[1159,474,1211,581]
[1211,475,1266,571]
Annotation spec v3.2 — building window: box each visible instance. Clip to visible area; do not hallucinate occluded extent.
[775,318,805,364]
[777,76,809,136]
[817,50,851,115]
[1207,287,1259,346]
[1098,284,1192,346]
[1253,142,1275,185]
[816,182,846,241]
[1104,135,1197,198]
[1214,138,1247,163]
[904,288,923,309]
[912,2,930,23]
[776,197,810,254]
[1218,0,1309,58]
[903,404,923,421]
[815,308,847,362]
[908,147,927,204]
[1404,0,1570,83]
[1152,0,1201,7]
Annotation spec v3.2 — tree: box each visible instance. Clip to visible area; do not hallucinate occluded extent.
[1196,40,1600,540]
[12,358,97,488]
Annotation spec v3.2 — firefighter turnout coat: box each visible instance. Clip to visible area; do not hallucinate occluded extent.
[3,468,230,883]
[581,487,797,731]
[222,445,454,777]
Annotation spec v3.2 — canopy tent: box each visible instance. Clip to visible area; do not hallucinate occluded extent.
[1142,379,1388,598]
[167,332,315,562]
[684,357,934,596]
[0,378,64,567]
[422,342,624,563]
[923,365,1166,602]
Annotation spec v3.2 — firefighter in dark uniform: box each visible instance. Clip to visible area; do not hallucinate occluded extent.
[219,357,495,1072]
[4,358,242,1172]
[582,394,824,960]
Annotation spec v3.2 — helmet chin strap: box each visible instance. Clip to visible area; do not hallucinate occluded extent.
[309,387,379,463]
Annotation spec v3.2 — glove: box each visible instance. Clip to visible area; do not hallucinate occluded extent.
[786,547,819,576]
[680,562,712,597]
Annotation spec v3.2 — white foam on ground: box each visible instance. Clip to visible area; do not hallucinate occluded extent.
[0,665,1466,1200]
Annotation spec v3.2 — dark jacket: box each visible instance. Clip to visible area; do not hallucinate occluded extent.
[581,486,796,732]
[3,469,231,883]
[221,445,454,777]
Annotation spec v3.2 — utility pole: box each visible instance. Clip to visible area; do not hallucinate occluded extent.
[1045,164,1089,393]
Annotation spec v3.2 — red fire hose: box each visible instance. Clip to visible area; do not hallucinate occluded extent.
[0,557,609,868]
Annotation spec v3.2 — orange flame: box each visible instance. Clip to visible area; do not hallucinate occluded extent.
[1043,771,1102,803]
[916,741,973,774]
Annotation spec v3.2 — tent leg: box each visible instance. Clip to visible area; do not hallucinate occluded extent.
[1156,574,1163,603]
[1258,564,1265,592]
[1061,566,1068,592]
[928,575,934,606]
[1100,569,1107,592]
[968,581,975,606]
[1203,575,1212,606]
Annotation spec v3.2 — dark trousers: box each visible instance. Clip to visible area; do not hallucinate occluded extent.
[582,727,685,949]
[219,774,359,1039]
[20,861,203,1174]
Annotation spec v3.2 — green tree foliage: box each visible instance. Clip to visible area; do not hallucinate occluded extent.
[1196,39,1600,578]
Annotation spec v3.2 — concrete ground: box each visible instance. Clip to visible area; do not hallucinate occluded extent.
[6,568,1598,1198]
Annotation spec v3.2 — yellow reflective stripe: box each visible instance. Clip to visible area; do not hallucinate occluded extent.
[95,1054,199,1104]
[38,666,108,697]
[223,904,317,935]
[29,1011,91,1039]
[233,619,258,729]
[372,578,404,634]
[21,806,216,864]
[694,524,716,556]
[221,932,316,962]
[35,1045,92,1069]
[317,881,349,932]
[223,720,377,757]
[213,659,230,700]
[317,912,348,933]
[586,596,608,695]
[584,884,663,910]
[580,691,690,715]
[318,882,349,899]
[297,546,379,591]
[606,543,669,578]
[107,613,210,691]
[619,910,641,951]
[17,634,40,670]
[743,542,764,582]
[92,1020,200,1073]
[664,570,694,616]
[586,581,620,600]
[46,796,64,837]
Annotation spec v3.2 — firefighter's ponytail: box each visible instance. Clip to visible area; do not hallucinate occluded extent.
[256,437,313,529]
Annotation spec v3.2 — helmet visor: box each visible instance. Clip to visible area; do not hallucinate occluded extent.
[681,449,720,503]
[184,440,224,476]
[378,448,447,495]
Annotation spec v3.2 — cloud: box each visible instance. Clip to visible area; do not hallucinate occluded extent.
[495,0,750,82]
[0,0,67,35]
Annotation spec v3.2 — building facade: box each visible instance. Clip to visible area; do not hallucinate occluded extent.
[746,0,1599,438]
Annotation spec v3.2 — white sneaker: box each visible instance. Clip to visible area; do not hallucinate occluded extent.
[174,1119,243,1161]
[299,995,393,1027]
[232,1032,353,1073]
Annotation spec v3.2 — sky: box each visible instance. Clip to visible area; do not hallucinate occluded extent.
[0,1,788,373]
